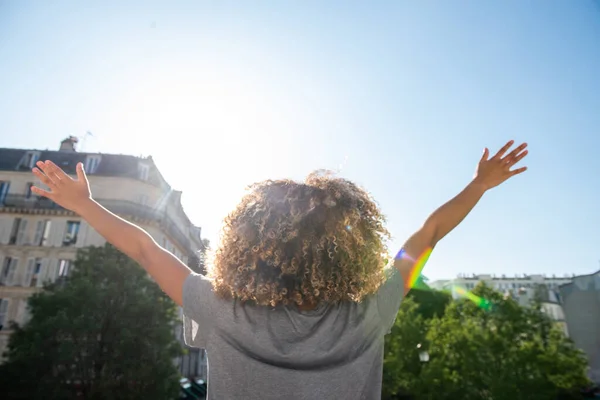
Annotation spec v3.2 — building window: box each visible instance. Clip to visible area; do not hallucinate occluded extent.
[9,218,28,245]
[25,182,35,199]
[9,218,21,245]
[138,163,150,181]
[84,155,101,174]
[42,220,52,246]
[17,218,29,245]
[24,259,35,287]
[33,220,52,246]
[0,298,9,327]
[0,181,10,204]
[25,258,44,287]
[58,260,71,277]
[37,260,53,287]
[1,257,19,286]
[63,221,80,246]
[22,151,41,169]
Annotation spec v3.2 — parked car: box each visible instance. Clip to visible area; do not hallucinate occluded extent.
[179,378,200,399]
[192,378,207,397]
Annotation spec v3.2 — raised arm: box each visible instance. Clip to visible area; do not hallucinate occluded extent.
[31,161,192,306]
[394,140,528,294]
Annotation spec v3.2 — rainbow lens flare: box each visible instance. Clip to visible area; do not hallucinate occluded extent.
[395,247,433,289]
[393,247,492,310]
[453,286,492,310]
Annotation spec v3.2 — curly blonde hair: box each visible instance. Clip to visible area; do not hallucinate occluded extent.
[208,171,391,307]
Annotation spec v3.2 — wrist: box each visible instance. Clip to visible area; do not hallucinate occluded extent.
[73,197,97,216]
[469,179,489,193]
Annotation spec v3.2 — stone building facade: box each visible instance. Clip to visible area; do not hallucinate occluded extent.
[0,136,207,379]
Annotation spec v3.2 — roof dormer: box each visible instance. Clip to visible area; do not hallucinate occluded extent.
[84,155,102,174]
[138,162,150,181]
[20,151,41,169]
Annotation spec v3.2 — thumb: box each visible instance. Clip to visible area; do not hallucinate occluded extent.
[76,162,88,182]
[480,147,489,162]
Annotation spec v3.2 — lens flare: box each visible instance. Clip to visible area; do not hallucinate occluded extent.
[453,286,492,310]
[393,247,492,310]
[394,247,433,289]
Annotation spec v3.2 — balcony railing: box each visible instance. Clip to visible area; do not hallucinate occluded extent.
[0,194,200,257]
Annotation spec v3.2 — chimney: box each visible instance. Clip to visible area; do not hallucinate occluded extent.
[170,190,183,204]
[59,136,79,152]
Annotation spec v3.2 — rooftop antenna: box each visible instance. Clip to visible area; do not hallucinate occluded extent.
[335,155,349,174]
[80,131,94,152]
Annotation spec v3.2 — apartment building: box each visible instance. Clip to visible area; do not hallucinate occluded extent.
[429,273,572,334]
[559,270,600,385]
[429,273,572,292]
[511,285,569,336]
[0,136,207,379]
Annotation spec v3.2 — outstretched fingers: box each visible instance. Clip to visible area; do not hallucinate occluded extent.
[493,140,515,159]
[30,185,54,199]
[507,149,528,167]
[35,161,60,185]
[32,167,57,189]
[36,160,70,185]
[510,166,528,176]
[480,147,490,162]
[31,167,56,199]
[75,162,88,183]
[46,160,72,183]
[503,142,527,162]
[76,162,84,180]
[507,145,528,176]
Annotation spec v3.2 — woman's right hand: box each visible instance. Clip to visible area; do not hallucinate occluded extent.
[32,160,93,214]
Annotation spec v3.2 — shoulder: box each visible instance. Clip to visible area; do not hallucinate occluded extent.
[375,266,405,333]
[182,273,220,348]
[183,273,218,318]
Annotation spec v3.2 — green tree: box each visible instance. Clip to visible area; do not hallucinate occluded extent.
[0,244,182,400]
[408,287,452,320]
[383,297,427,399]
[199,238,210,272]
[382,284,590,400]
[382,289,452,399]
[419,284,589,400]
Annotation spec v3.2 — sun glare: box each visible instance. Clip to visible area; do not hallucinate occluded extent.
[104,65,297,244]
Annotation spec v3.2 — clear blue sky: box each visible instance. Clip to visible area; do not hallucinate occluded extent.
[1,1,599,280]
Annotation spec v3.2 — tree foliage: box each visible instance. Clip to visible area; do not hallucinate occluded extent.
[0,244,182,400]
[198,238,210,273]
[382,297,427,399]
[383,284,590,400]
